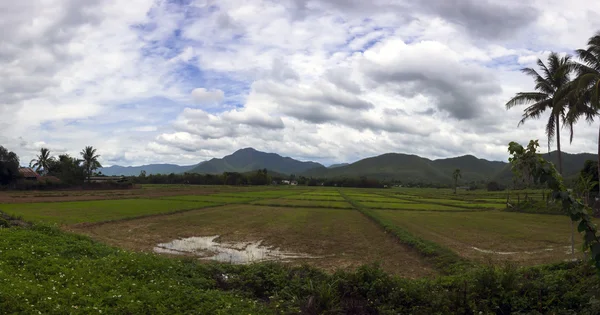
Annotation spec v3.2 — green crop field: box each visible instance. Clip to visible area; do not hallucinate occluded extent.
[280,194,346,201]
[372,210,583,265]
[358,201,470,211]
[251,198,354,209]
[159,195,258,203]
[0,185,589,271]
[0,199,218,225]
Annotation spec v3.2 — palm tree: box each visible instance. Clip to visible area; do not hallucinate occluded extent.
[505,52,575,175]
[452,169,461,194]
[569,32,600,196]
[80,146,102,183]
[29,148,53,175]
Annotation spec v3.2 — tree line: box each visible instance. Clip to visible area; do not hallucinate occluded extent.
[0,146,102,187]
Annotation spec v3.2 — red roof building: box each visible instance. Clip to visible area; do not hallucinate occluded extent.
[18,168,40,180]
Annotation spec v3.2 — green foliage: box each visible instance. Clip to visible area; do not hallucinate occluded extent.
[0,217,9,228]
[80,146,102,182]
[580,160,599,193]
[1,199,219,225]
[508,140,600,270]
[47,154,86,185]
[487,181,504,191]
[3,225,600,314]
[30,147,54,175]
[0,146,20,186]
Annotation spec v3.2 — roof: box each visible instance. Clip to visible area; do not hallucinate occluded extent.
[19,167,40,179]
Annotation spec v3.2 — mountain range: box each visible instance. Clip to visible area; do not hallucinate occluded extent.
[99,164,198,176]
[188,148,324,175]
[100,147,597,184]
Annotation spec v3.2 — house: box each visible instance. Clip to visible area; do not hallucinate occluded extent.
[281,180,290,185]
[18,168,40,181]
[290,181,298,186]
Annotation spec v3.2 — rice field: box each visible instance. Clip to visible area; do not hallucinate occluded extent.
[0,185,584,273]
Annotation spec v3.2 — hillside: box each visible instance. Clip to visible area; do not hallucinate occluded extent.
[99,163,198,176]
[188,148,325,175]
[492,152,597,183]
[302,151,597,185]
[328,163,350,168]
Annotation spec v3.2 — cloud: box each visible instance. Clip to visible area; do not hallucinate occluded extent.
[2,0,599,167]
[359,39,502,119]
[191,88,225,105]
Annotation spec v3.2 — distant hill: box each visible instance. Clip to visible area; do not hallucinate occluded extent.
[100,149,597,184]
[301,151,597,185]
[328,163,349,168]
[492,151,597,183]
[99,164,198,176]
[188,148,325,175]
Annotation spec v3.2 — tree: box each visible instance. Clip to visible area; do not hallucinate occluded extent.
[580,160,599,193]
[569,32,600,197]
[506,53,574,175]
[576,173,598,209]
[0,146,20,186]
[452,169,461,194]
[80,146,102,183]
[47,154,85,185]
[508,140,600,263]
[29,147,54,175]
[487,181,504,192]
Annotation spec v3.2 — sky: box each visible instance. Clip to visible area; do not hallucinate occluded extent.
[2,0,600,167]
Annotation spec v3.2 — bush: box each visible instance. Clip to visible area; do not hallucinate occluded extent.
[487,181,505,191]
[0,217,9,228]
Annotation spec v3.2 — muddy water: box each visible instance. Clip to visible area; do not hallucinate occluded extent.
[154,235,318,264]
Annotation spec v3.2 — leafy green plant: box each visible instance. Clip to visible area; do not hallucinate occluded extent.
[508,140,600,270]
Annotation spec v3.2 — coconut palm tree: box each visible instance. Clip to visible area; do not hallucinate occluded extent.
[506,52,575,175]
[568,32,600,196]
[29,147,53,175]
[80,146,102,183]
[452,169,461,194]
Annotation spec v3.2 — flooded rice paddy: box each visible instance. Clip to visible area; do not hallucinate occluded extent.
[154,235,319,264]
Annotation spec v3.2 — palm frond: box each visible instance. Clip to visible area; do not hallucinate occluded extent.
[505,92,548,109]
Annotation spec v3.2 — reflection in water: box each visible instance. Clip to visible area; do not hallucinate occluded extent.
[154,235,318,264]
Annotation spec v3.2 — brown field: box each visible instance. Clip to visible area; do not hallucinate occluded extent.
[70,204,434,277]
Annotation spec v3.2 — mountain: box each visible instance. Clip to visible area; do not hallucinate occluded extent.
[301,151,597,185]
[493,151,597,183]
[328,163,349,168]
[188,148,325,175]
[99,164,198,176]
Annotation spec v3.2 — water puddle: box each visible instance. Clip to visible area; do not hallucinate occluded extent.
[471,246,574,255]
[154,235,319,264]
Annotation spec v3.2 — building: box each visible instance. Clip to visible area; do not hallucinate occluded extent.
[18,168,40,181]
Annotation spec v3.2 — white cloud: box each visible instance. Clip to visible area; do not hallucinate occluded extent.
[191,88,225,105]
[2,0,600,167]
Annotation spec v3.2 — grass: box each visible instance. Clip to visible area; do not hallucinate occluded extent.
[339,190,471,274]
[0,199,218,225]
[373,210,584,265]
[359,201,471,211]
[2,224,600,314]
[0,226,272,314]
[280,194,346,201]
[251,199,354,209]
[159,195,257,203]
[73,204,433,277]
